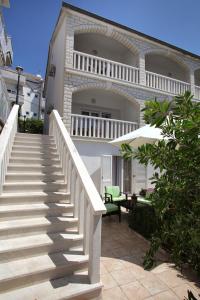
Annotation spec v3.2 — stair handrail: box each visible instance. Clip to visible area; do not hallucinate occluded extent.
[49,110,106,214]
[49,110,106,284]
[0,104,19,194]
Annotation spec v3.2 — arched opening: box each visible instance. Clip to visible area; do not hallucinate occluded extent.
[194,69,200,100]
[74,33,138,67]
[71,88,139,139]
[194,69,200,86]
[145,52,190,83]
[72,88,139,122]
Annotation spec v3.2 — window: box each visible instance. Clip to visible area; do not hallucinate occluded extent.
[7,89,11,93]
[33,113,37,117]
[102,112,111,119]
[35,94,38,98]
[27,93,31,96]
[81,111,90,116]
[26,111,29,115]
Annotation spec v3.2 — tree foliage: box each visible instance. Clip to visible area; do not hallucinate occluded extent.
[122,92,200,273]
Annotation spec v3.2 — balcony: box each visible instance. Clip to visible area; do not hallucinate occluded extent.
[73,50,139,85]
[71,113,138,140]
[72,50,200,100]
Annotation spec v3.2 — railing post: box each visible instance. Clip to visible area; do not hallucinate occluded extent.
[88,214,102,284]
[106,62,110,77]
[106,120,110,139]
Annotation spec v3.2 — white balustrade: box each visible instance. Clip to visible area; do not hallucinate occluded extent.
[0,104,19,194]
[73,50,140,84]
[195,86,200,100]
[146,71,190,95]
[49,110,106,284]
[71,114,138,139]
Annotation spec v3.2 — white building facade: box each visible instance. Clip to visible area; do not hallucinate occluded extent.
[44,3,200,194]
[0,0,13,128]
[1,68,45,120]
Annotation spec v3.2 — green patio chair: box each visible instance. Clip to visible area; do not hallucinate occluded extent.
[104,186,126,203]
[102,195,121,222]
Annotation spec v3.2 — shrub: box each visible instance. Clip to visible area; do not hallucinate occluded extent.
[129,203,158,239]
[19,118,44,134]
[122,92,200,274]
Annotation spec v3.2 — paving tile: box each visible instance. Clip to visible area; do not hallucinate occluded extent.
[156,269,187,288]
[139,273,169,296]
[100,263,108,275]
[121,259,149,279]
[101,273,118,290]
[102,257,125,273]
[121,281,151,300]
[147,290,179,299]
[111,268,137,286]
[151,263,175,274]
[100,286,128,300]
[173,283,200,300]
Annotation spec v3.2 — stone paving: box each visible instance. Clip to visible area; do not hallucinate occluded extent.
[99,214,200,300]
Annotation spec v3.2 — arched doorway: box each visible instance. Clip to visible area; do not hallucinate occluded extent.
[145,52,190,94]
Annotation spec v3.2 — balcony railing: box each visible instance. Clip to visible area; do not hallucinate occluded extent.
[73,50,140,84]
[146,71,191,95]
[71,114,138,140]
[195,86,200,100]
[72,51,200,99]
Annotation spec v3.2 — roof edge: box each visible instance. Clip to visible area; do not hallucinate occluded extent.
[62,1,200,61]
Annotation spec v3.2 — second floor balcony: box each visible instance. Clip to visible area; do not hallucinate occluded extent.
[73,50,200,101]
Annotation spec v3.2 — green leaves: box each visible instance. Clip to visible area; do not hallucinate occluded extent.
[121,91,200,274]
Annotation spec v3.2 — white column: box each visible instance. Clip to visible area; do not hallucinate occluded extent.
[63,84,72,132]
[88,214,102,284]
[139,52,146,86]
[190,69,195,96]
[65,19,74,69]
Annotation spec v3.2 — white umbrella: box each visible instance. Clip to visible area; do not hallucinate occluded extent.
[109,124,166,148]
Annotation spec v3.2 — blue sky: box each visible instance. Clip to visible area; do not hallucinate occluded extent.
[4,0,200,77]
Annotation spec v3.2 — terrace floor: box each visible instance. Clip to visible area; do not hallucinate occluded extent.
[99,213,200,300]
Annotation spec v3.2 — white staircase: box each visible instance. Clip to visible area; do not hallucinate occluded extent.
[0,106,106,299]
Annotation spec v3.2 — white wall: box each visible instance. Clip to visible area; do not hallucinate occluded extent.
[74,139,120,193]
[45,19,66,118]
[21,86,40,119]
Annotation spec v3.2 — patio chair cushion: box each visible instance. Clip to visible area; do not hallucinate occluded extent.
[112,195,126,202]
[104,202,119,214]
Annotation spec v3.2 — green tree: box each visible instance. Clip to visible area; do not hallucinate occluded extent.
[121,91,200,273]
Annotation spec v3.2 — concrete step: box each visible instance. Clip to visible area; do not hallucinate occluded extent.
[3,181,67,193]
[0,252,88,292]
[16,133,51,139]
[6,173,64,182]
[12,145,57,152]
[8,164,62,173]
[11,151,59,159]
[0,203,74,220]
[14,137,56,148]
[0,232,83,261]
[0,216,78,239]
[0,191,70,205]
[0,272,102,300]
[9,157,61,166]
